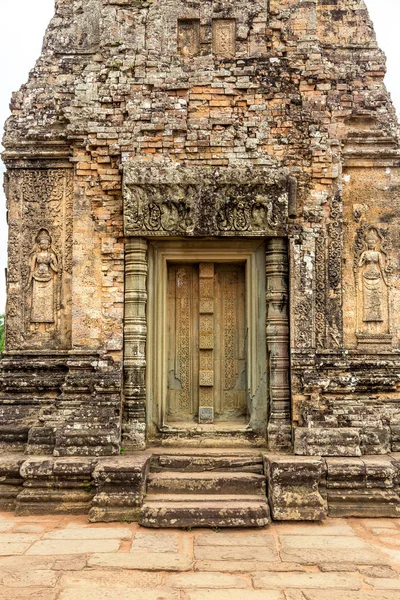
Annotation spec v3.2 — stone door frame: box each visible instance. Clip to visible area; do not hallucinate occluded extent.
[122,162,293,450]
[146,239,267,440]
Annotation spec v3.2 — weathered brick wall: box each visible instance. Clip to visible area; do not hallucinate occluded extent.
[2,0,400,455]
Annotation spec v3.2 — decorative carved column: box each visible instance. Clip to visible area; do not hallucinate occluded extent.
[266,238,291,451]
[123,238,148,449]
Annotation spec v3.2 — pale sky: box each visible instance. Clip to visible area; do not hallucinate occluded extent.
[0,0,399,313]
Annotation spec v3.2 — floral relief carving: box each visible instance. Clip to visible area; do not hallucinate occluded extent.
[294,296,313,348]
[315,230,326,349]
[328,196,342,291]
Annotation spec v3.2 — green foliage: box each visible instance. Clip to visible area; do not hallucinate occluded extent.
[0,314,4,354]
[120,516,133,524]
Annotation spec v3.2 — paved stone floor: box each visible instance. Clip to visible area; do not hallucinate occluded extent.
[0,513,400,599]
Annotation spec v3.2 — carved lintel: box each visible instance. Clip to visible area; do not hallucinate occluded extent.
[123,164,290,238]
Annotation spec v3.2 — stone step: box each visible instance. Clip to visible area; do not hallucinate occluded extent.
[56,429,119,446]
[147,471,266,496]
[144,493,265,503]
[139,497,270,528]
[153,454,264,473]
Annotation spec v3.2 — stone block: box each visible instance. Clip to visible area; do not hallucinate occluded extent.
[302,593,400,600]
[16,457,96,516]
[294,428,361,457]
[130,532,178,553]
[165,572,249,589]
[59,590,180,600]
[0,455,25,511]
[360,427,391,455]
[26,539,120,555]
[253,571,362,590]
[195,532,276,547]
[194,544,278,562]
[391,427,400,452]
[88,454,151,522]
[88,552,193,571]
[264,455,327,521]
[27,427,56,455]
[326,456,400,518]
[43,527,132,541]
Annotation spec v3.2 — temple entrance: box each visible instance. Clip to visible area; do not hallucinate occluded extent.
[166,262,247,425]
[146,239,270,441]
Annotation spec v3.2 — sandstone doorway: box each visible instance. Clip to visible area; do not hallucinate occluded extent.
[146,239,268,441]
[166,262,247,425]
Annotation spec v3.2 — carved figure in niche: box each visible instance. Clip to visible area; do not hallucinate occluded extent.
[358,227,388,324]
[26,229,58,323]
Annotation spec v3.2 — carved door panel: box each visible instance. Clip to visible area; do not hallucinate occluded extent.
[167,264,199,421]
[166,262,247,425]
[214,264,246,421]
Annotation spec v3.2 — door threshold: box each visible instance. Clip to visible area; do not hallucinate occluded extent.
[161,422,249,432]
[150,425,266,448]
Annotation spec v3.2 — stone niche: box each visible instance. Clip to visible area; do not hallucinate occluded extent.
[122,161,293,451]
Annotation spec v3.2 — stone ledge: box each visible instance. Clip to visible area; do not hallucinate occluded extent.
[294,428,362,457]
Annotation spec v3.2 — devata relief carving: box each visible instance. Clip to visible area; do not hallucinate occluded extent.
[359,231,387,323]
[5,169,73,350]
[26,229,59,324]
[354,225,392,347]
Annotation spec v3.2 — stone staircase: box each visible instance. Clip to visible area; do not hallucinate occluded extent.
[139,450,270,528]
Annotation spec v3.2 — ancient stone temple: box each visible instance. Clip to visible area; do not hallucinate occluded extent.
[1,0,400,525]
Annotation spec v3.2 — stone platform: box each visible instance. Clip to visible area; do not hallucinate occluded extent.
[0,513,400,599]
[0,450,399,526]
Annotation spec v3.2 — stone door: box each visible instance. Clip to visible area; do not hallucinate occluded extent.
[166,262,247,425]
